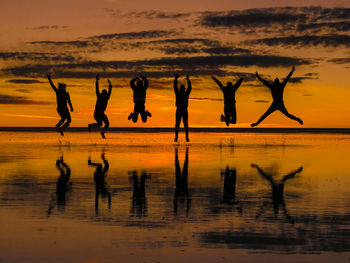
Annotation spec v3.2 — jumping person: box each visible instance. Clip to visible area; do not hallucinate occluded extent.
[174,74,192,142]
[212,76,244,126]
[47,74,73,136]
[251,66,303,127]
[88,75,112,139]
[128,75,151,123]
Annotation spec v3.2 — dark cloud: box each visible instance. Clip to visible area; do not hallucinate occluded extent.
[254,100,269,103]
[88,30,178,41]
[2,54,312,79]
[0,94,52,105]
[0,52,76,62]
[328,58,350,64]
[6,79,42,84]
[190,97,223,102]
[29,25,69,30]
[246,34,350,48]
[29,40,90,48]
[297,22,350,33]
[104,8,189,20]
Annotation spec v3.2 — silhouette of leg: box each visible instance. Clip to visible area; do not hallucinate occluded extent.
[101,114,109,139]
[60,112,71,135]
[56,108,67,131]
[229,103,237,124]
[183,110,189,142]
[89,112,103,131]
[279,105,303,125]
[141,112,148,123]
[251,104,276,127]
[175,109,181,142]
[224,103,230,126]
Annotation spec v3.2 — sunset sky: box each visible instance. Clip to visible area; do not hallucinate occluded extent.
[0,0,350,127]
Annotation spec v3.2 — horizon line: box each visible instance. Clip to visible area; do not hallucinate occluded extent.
[1,127,350,134]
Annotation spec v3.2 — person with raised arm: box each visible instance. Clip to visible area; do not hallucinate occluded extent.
[47,74,73,136]
[212,76,244,126]
[174,74,192,142]
[251,66,303,127]
[88,74,112,139]
[128,75,151,123]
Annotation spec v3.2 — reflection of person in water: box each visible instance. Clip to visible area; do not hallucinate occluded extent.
[130,171,148,217]
[47,156,72,215]
[252,164,303,223]
[221,166,242,213]
[174,147,191,216]
[88,153,111,215]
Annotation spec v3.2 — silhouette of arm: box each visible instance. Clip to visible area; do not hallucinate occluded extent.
[282,66,295,86]
[130,77,138,90]
[47,74,57,92]
[212,76,224,92]
[88,158,100,167]
[256,72,272,89]
[107,79,112,99]
[140,75,148,90]
[251,164,274,185]
[174,74,179,94]
[103,160,109,174]
[186,75,192,95]
[61,162,71,178]
[67,93,73,112]
[282,166,302,183]
[233,78,244,91]
[95,75,100,96]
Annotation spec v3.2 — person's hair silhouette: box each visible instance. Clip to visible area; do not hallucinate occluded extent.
[251,66,303,127]
[174,147,191,215]
[173,74,192,142]
[47,74,73,136]
[88,75,112,139]
[128,75,151,123]
[212,76,243,126]
[252,164,303,223]
[88,152,111,215]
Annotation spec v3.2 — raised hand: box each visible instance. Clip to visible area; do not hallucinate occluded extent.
[96,74,99,81]
[107,80,111,86]
[174,74,179,79]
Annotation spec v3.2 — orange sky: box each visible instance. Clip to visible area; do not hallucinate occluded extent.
[0,0,350,127]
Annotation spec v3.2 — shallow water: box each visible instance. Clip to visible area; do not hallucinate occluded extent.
[0,132,350,263]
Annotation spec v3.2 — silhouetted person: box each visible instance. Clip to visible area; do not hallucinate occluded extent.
[88,153,111,215]
[128,75,151,123]
[47,156,71,215]
[212,76,244,126]
[47,74,73,136]
[88,75,112,139]
[174,74,192,142]
[130,171,148,217]
[252,164,303,223]
[174,147,191,216]
[251,66,303,127]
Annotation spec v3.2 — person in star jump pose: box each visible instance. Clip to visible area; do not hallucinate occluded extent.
[251,66,303,127]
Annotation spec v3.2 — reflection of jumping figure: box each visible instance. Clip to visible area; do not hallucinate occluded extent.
[47,74,73,136]
[128,75,151,123]
[88,153,111,215]
[130,171,148,217]
[220,166,242,213]
[174,147,191,215]
[88,75,112,139]
[212,76,243,126]
[252,164,303,223]
[251,66,303,127]
[47,156,71,215]
[174,74,192,142]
